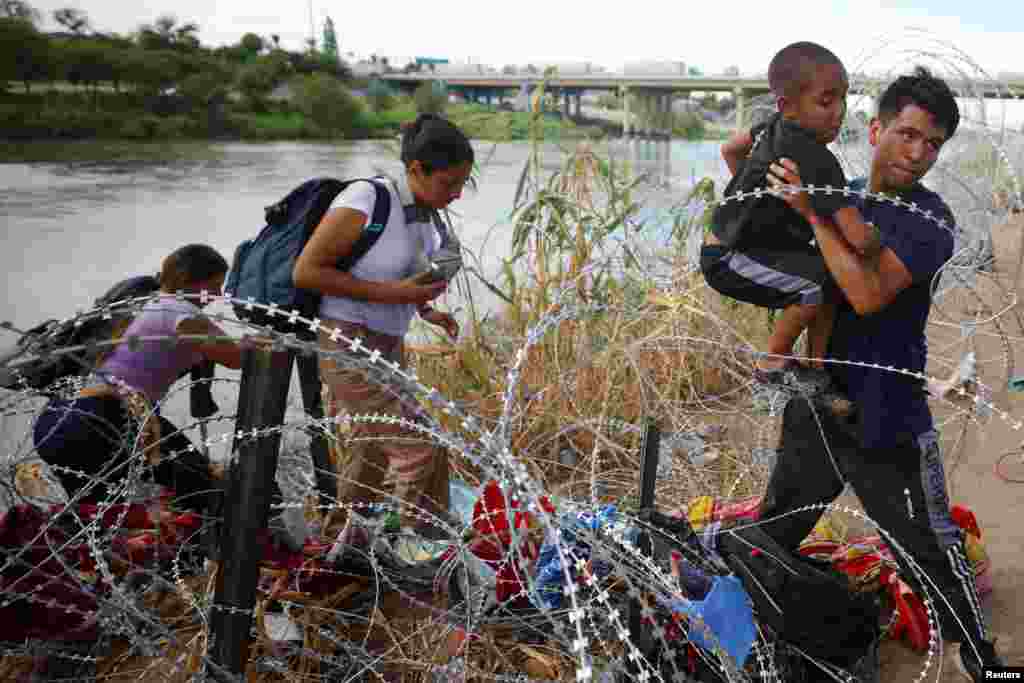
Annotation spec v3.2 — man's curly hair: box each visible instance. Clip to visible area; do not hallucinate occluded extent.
[878,66,960,138]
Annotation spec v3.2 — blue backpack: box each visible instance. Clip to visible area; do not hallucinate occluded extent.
[225,177,392,338]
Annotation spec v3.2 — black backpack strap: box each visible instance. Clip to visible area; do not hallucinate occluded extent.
[94,274,160,307]
[336,178,392,271]
[430,208,452,247]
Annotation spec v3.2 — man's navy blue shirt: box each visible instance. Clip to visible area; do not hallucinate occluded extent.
[827,178,956,449]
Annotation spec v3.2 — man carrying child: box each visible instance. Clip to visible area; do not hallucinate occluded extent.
[701,42,879,392]
[758,64,1007,680]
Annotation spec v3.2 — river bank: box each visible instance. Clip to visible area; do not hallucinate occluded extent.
[0,87,724,151]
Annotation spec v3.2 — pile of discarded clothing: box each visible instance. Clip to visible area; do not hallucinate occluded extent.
[446,482,993,680]
[0,477,994,680]
[0,495,204,642]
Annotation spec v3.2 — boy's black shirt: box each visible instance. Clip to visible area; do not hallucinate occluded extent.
[712,112,853,250]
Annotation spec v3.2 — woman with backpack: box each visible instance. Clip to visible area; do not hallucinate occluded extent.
[293,113,473,546]
[33,244,242,512]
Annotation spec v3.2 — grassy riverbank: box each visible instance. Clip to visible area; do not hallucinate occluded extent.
[0,87,716,146]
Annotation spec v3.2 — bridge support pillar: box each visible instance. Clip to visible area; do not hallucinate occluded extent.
[623,87,632,137]
[652,93,661,138]
[662,92,672,138]
[653,92,660,138]
[574,92,581,119]
[734,86,747,132]
[563,91,570,119]
[648,93,657,138]
[519,82,529,112]
[654,92,664,138]
[641,92,651,137]
[667,92,675,138]
[649,93,658,138]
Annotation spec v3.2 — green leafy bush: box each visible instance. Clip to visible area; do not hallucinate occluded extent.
[365,78,395,113]
[292,73,361,138]
[413,80,447,115]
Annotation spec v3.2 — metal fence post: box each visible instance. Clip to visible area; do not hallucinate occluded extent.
[625,418,661,679]
[208,347,292,679]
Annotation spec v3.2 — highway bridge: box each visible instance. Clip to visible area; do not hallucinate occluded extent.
[381,72,1024,136]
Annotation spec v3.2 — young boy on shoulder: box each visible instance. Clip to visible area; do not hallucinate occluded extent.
[701,41,880,393]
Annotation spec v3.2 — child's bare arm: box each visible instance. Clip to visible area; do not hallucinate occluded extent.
[833,206,883,259]
[721,129,755,175]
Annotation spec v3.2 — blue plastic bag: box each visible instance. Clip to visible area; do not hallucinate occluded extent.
[670,575,757,667]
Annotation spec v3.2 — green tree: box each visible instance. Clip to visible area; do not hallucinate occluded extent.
[284,49,350,79]
[239,32,263,57]
[212,42,248,64]
[179,69,229,111]
[59,38,113,103]
[413,79,446,115]
[0,17,52,92]
[53,7,89,34]
[596,92,619,109]
[138,15,199,52]
[70,32,137,93]
[365,77,394,112]
[285,50,321,75]
[322,16,337,60]
[104,45,135,93]
[235,53,287,111]
[121,48,180,96]
[174,54,231,105]
[0,0,39,24]
[294,73,360,138]
[317,52,349,78]
[673,111,705,140]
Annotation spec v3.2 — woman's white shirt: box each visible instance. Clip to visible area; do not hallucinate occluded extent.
[318,176,440,337]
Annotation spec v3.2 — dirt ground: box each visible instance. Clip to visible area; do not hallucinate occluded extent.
[879,214,1024,680]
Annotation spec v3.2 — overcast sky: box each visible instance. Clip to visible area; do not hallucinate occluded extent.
[26,0,1024,77]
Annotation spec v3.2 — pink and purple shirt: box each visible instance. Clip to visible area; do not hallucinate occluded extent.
[95,295,205,403]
